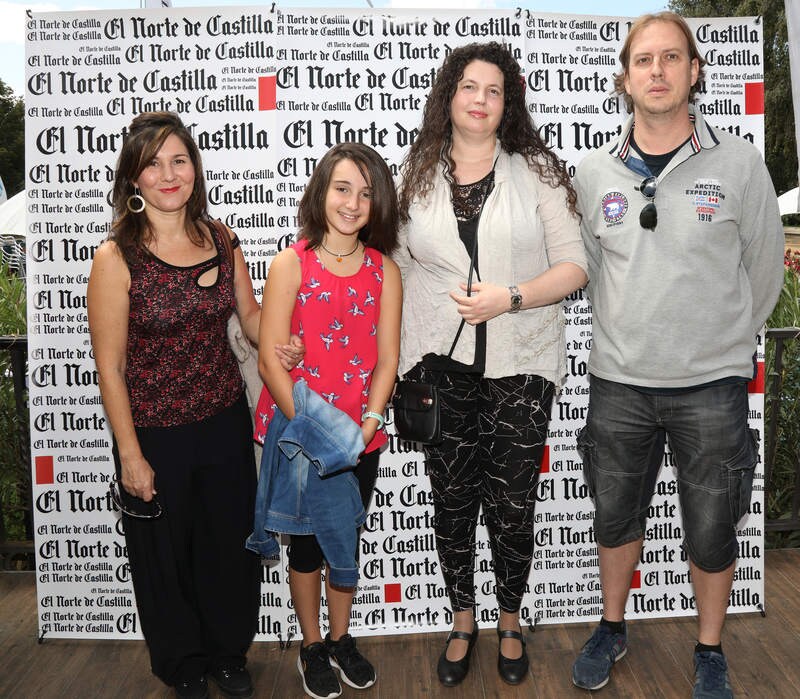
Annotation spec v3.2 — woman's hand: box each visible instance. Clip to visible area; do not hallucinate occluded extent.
[275,334,305,371]
[121,454,157,502]
[449,281,510,325]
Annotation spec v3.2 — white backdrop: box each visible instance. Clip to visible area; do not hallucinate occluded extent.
[25,7,767,642]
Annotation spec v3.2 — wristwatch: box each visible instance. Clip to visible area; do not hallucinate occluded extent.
[508,285,522,313]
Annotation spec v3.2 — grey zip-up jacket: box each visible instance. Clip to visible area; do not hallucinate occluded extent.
[574,106,784,388]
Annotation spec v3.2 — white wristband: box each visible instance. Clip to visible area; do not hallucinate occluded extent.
[361,411,385,430]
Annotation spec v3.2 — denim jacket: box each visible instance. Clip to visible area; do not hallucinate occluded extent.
[246,379,366,587]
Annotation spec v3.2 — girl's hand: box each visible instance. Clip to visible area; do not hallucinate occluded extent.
[275,334,305,371]
[361,422,377,448]
[449,281,510,325]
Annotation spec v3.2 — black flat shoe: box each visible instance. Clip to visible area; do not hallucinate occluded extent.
[497,626,529,685]
[209,666,253,698]
[437,621,479,687]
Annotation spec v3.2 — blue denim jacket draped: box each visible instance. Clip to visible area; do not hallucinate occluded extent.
[246,379,366,587]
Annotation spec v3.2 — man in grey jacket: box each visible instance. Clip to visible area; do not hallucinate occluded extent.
[571,12,784,699]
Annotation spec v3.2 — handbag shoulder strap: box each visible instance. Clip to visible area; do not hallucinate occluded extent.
[443,165,495,362]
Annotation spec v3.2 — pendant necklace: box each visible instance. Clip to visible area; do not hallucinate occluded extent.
[320,238,360,263]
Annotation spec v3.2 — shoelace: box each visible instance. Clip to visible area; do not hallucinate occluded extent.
[697,654,727,689]
[333,637,361,664]
[584,628,616,657]
[305,647,332,673]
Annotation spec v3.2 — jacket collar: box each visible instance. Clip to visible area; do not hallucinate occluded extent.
[609,104,719,179]
[611,104,719,161]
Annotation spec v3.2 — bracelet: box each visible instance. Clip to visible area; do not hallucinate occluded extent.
[508,284,522,314]
[361,411,385,430]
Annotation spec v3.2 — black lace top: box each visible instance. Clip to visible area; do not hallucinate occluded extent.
[453,170,495,222]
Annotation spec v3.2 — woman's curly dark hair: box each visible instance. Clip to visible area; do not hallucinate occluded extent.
[398,42,577,221]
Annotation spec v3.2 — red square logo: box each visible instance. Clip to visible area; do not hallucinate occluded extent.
[539,445,550,474]
[258,75,277,111]
[35,455,54,485]
[744,82,764,115]
[384,583,401,603]
[748,361,764,394]
[630,570,641,589]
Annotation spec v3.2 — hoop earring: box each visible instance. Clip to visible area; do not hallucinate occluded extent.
[126,186,146,213]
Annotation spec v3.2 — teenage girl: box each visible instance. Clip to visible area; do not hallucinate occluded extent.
[254,143,401,699]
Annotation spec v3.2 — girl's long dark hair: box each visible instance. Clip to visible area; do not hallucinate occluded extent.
[398,42,577,221]
[298,142,399,254]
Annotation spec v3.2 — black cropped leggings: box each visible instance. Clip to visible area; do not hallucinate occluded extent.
[411,366,554,613]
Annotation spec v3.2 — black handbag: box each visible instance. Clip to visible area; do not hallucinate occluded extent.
[391,312,473,445]
[391,380,441,444]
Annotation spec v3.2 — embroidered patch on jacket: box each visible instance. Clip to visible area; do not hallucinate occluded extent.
[601,191,628,225]
[685,179,724,223]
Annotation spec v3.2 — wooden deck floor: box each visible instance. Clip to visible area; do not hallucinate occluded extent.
[1,549,798,698]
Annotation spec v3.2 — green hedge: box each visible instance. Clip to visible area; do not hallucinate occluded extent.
[765,249,800,548]
[0,262,28,543]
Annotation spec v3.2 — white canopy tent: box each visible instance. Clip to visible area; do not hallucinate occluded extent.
[779,187,800,217]
[0,191,25,237]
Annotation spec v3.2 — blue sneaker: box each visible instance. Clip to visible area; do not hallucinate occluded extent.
[693,651,733,698]
[572,623,627,690]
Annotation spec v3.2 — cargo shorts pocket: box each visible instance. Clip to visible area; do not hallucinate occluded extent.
[575,425,597,498]
[726,428,758,523]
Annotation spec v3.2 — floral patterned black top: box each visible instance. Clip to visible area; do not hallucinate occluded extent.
[125,223,243,427]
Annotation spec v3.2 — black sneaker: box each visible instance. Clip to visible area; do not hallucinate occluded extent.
[297,642,342,699]
[209,666,254,698]
[325,632,377,689]
[174,675,209,699]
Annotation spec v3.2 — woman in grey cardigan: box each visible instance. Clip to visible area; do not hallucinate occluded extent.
[394,42,588,687]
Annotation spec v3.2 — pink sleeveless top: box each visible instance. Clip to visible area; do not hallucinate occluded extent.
[254,240,386,453]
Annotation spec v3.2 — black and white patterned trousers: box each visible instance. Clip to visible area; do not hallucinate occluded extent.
[410,365,554,613]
